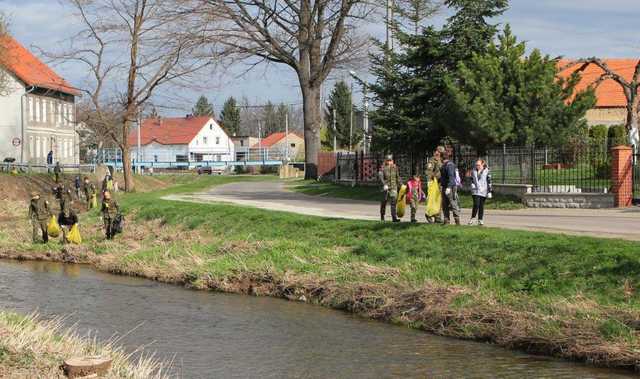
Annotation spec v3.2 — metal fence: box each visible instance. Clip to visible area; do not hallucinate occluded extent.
[336,144,612,193]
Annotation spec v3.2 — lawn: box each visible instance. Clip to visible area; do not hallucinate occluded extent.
[288,179,526,210]
[2,174,640,369]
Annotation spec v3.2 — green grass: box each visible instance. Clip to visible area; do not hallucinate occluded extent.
[288,180,525,210]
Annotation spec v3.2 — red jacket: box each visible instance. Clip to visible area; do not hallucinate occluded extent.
[406,178,424,204]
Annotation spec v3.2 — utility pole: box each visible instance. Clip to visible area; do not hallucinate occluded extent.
[258,119,262,161]
[363,86,369,154]
[285,112,289,161]
[349,82,354,153]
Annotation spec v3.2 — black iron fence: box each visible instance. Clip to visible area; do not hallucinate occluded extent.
[336,144,612,193]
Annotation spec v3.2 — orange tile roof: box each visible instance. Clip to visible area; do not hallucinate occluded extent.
[252,132,302,148]
[127,116,212,146]
[558,59,640,108]
[0,35,80,96]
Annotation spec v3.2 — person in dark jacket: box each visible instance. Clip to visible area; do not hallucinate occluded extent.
[29,191,51,243]
[56,186,77,243]
[101,191,120,239]
[379,154,401,222]
[53,162,62,183]
[439,149,461,225]
[83,177,97,209]
[74,175,82,199]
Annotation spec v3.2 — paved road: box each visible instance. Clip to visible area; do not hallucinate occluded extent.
[165,181,640,241]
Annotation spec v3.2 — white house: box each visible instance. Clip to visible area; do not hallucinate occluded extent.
[0,35,80,164]
[128,116,234,163]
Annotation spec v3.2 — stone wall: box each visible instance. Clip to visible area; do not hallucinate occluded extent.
[523,193,614,209]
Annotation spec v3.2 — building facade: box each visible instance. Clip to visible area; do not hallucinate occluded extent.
[253,132,305,161]
[0,35,80,164]
[128,116,234,163]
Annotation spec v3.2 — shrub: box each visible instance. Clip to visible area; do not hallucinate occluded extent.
[608,124,628,148]
[588,125,608,146]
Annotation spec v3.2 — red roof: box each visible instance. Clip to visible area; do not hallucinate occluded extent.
[252,132,302,148]
[0,35,80,96]
[558,59,640,108]
[127,116,212,146]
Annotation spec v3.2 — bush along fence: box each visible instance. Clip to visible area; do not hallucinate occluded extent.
[319,144,639,209]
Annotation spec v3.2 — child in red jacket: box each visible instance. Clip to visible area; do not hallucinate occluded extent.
[406,174,425,223]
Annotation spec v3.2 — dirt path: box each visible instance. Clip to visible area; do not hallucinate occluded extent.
[164,180,640,241]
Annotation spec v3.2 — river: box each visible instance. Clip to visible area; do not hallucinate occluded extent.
[0,260,634,378]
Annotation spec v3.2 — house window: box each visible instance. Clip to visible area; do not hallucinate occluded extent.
[291,143,296,148]
[29,136,34,160]
[154,155,158,163]
[210,124,213,130]
[35,137,41,158]
[35,98,40,122]
[176,155,188,162]
[203,137,208,144]
[216,137,220,145]
[240,140,244,147]
[29,98,35,121]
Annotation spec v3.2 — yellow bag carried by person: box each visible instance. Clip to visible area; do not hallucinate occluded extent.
[67,224,82,244]
[47,215,61,238]
[426,178,442,217]
[91,194,98,209]
[396,184,407,218]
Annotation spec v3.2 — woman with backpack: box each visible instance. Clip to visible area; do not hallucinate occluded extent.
[469,159,492,226]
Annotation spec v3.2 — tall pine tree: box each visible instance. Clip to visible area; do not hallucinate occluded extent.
[192,95,215,117]
[445,26,596,150]
[324,81,358,149]
[220,97,241,136]
[262,101,279,136]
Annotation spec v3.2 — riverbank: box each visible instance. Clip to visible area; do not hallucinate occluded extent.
[1,175,639,372]
[0,311,166,378]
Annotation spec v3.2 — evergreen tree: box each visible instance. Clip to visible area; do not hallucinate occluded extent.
[370,0,510,153]
[445,25,596,150]
[192,95,215,117]
[324,81,358,149]
[395,0,439,35]
[219,97,241,136]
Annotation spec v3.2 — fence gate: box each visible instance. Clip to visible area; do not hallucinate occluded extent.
[633,149,640,205]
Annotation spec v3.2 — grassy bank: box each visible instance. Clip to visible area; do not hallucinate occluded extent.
[0,311,167,378]
[288,180,525,210]
[1,175,639,371]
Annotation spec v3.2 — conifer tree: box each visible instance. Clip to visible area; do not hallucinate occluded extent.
[219,97,241,136]
[192,95,215,117]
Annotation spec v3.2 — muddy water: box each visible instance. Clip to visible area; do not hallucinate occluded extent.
[0,260,634,379]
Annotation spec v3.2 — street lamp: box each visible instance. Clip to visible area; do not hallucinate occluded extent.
[325,100,337,152]
[349,71,370,154]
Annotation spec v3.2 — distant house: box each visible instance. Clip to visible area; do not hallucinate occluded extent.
[558,59,639,126]
[128,116,234,163]
[252,132,304,161]
[0,35,81,164]
[230,135,259,161]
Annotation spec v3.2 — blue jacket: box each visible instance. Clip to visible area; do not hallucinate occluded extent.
[440,160,457,189]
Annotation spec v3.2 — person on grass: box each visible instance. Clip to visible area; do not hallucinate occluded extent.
[469,159,492,226]
[29,191,51,244]
[425,146,445,223]
[440,149,461,226]
[83,177,96,210]
[379,155,401,222]
[101,191,120,239]
[406,172,424,223]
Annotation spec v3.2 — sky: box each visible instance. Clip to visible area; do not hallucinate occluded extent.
[1,0,638,116]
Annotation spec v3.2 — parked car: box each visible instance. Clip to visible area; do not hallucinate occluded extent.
[196,165,224,175]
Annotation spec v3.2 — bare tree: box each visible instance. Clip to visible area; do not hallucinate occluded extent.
[560,58,640,146]
[0,12,10,96]
[200,0,373,178]
[45,0,216,191]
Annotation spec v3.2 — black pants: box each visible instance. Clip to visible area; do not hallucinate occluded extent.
[472,195,486,220]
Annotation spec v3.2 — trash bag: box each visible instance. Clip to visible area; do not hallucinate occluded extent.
[396,184,407,218]
[112,213,124,235]
[106,179,114,191]
[91,194,97,209]
[67,223,82,244]
[47,215,61,238]
[426,179,442,217]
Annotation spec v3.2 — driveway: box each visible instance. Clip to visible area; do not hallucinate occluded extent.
[164,181,640,241]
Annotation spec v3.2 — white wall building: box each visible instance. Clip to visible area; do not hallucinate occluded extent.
[0,35,80,164]
[128,116,234,163]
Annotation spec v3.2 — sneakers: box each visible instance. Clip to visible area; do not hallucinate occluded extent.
[478,220,484,226]
[468,218,476,225]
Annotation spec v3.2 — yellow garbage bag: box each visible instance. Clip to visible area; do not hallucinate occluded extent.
[426,179,442,217]
[91,194,98,209]
[67,224,82,244]
[47,215,61,238]
[106,179,114,191]
[396,184,407,219]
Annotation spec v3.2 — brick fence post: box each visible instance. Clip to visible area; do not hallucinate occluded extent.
[611,145,633,207]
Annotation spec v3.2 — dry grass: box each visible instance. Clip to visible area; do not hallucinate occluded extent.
[0,311,169,379]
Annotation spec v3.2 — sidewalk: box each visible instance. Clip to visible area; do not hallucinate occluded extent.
[165,181,640,241]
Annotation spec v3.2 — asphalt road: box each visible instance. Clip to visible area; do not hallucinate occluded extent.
[165,181,640,241]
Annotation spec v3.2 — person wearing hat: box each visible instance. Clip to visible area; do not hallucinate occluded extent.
[83,177,96,209]
[378,154,401,222]
[29,191,51,243]
[101,190,120,239]
[425,146,445,223]
[56,186,78,243]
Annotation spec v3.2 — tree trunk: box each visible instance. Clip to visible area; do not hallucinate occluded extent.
[121,117,134,192]
[301,83,321,179]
